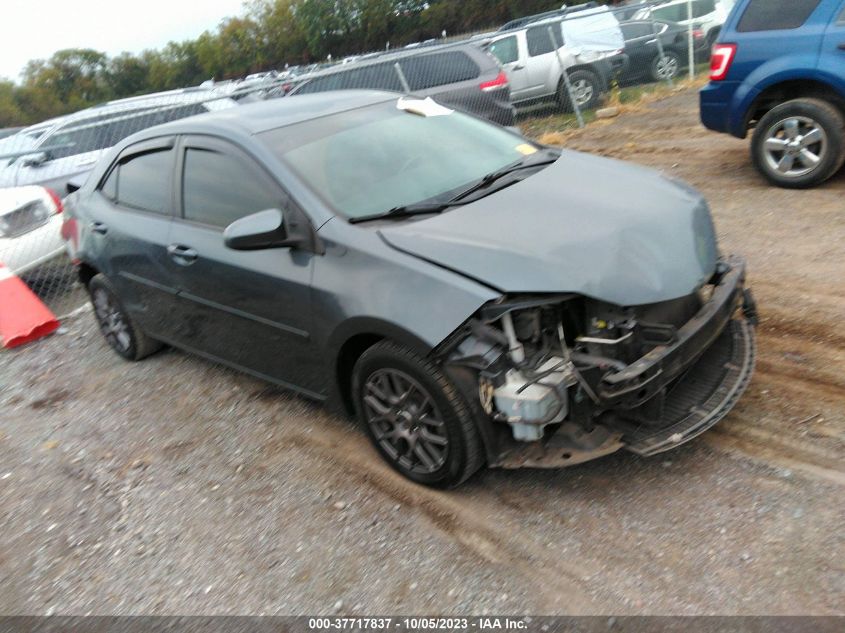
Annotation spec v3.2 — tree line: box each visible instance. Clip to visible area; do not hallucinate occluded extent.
[0,0,588,128]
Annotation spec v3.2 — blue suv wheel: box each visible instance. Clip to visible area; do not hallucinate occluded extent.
[751,99,845,189]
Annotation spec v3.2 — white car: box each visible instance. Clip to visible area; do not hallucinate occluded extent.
[633,0,736,45]
[0,90,238,194]
[0,186,65,275]
[487,8,626,110]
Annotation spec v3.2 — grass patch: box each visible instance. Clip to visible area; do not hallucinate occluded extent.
[520,65,711,145]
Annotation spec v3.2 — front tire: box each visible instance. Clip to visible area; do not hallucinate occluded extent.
[352,341,484,488]
[751,99,845,189]
[88,274,162,361]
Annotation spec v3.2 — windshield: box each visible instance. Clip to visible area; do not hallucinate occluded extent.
[259,99,538,219]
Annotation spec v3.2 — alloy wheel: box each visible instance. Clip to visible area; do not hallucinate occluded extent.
[362,368,449,474]
[92,288,132,353]
[572,79,594,107]
[655,55,679,80]
[762,116,828,179]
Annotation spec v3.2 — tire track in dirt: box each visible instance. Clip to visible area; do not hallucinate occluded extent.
[702,309,845,485]
[256,426,625,613]
[706,429,845,486]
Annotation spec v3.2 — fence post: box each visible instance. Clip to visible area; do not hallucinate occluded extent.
[548,25,585,129]
[687,0,695,79]
[393,62,411,94]
[649,10,673,87]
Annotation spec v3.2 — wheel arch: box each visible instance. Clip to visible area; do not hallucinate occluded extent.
[77,260,100,287]
[563,64,607,92]
[742,79,845,136]
[331,318,435,417]
[330,318,500,466]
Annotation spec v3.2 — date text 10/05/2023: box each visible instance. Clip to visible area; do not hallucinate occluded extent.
[308,618,530,630]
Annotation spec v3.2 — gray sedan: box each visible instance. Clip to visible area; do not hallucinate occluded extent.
[62,91,756,487]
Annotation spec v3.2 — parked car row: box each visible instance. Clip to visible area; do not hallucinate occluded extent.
[0,89,243,274]
[0,90,238,194]
[282,2,730,121]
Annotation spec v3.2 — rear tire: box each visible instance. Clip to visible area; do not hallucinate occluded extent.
[352,341,484,488]
[559,70,601,112]
[88,274,162,361]
[751,99,845,189]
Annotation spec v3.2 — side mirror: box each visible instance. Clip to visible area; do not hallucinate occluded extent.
[66,175,86,194]
[224,208,295,251]
[21,152,48,168]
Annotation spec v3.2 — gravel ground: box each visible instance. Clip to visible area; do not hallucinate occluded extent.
[0,88,843,616]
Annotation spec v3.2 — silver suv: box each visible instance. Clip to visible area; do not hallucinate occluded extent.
[486,9,628,111]
[0,90,237,193]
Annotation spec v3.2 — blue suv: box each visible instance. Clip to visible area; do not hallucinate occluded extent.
[700,0,845,188]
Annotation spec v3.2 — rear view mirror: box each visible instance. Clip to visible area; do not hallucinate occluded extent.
[224,208,292,251]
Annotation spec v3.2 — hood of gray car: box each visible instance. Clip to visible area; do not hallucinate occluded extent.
[379,150,718,306]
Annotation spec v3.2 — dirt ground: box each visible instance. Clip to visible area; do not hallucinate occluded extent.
[0,88,843,616]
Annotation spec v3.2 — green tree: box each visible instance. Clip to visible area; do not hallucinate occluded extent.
[0,80,24,127]
[249,0,310,66]
[106,53,151,97]
[21,49,111,109]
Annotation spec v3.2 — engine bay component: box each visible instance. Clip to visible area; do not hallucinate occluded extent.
[493,357,576,441]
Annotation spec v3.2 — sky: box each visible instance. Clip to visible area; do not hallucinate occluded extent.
[0,0,248,82]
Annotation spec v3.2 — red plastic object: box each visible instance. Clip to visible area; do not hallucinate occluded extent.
[0,262,60,348]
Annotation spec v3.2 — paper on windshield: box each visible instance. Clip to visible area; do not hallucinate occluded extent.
[396,97,454,117]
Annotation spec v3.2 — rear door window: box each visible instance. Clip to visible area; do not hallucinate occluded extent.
[489,36,519,65]
[653,4,687,22]
[692,0,716,18]
[102,148,173,214]
[181,147,282,229]
[526,26,557,56]
[297,64,403,93]
[399,52,480,90]
[737,0,821,32]
[45,124,109,160]
[621,22,656,40]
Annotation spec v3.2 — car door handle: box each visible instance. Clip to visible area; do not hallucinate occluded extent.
[77,158,97,168]
[167,244,198,265]
[511,64,525,71]
[91,221,108,235]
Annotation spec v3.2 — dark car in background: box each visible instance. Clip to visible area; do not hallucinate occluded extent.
[618,19,704,83]
[289,43,515,126]
[700,0,845,188]
[62,91,755,488]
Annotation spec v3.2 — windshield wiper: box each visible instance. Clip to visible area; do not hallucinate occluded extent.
[450,149,560,204]
[348,202,453,225]
[348,148,559,225]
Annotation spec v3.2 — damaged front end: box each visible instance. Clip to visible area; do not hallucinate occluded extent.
[438,255,757,469]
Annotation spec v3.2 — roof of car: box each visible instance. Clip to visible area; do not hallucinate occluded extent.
[134,91,398,139]
[295,41,481,80]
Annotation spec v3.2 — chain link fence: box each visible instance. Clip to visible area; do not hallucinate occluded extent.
[0,0,719,332]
